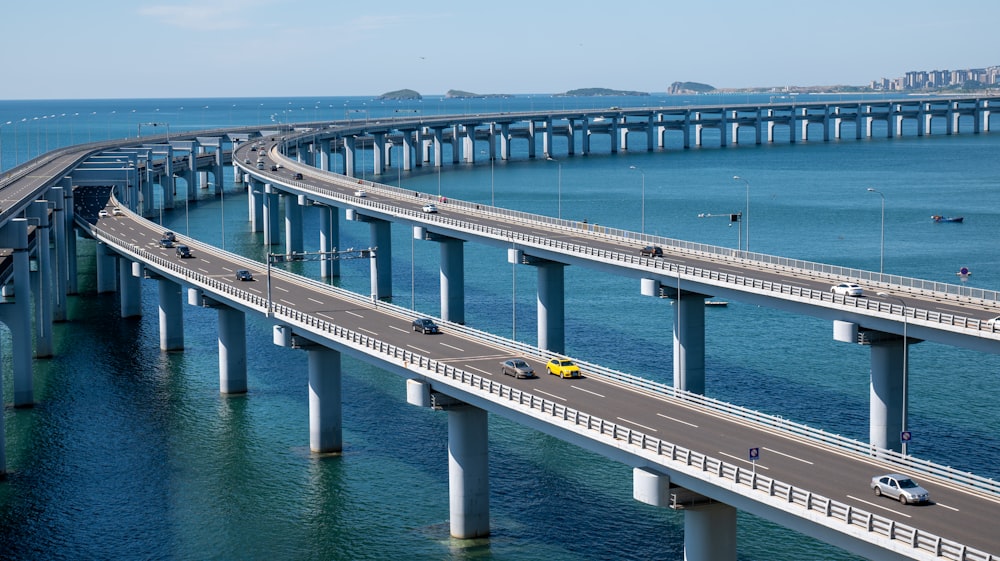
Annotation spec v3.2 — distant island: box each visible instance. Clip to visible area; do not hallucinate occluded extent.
[445,89,513,99]
[560,88,650,97]
[377,89,422,100]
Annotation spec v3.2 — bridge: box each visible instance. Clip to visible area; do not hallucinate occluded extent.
[1,96,998,561]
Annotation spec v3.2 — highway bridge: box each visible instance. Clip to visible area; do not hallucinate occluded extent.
[1,97,999,560]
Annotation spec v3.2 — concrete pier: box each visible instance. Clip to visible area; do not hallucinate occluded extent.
[119,259,142,318]
[0,219,34,406]
[308,346,342,453]
[284,194,303,255]
[29,200,54,358]
[157,277,184,351]
[262,183,280,246]
[672,292,706,394]
[869,338,908,452]
[684,503,737,561]
[448,404,490,538]
[217,304,247,394]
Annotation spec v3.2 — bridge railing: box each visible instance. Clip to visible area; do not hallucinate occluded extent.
[262,294,998,561]
[266,178,1000,337]
[268,146,1000,308]
[89,217,998,561]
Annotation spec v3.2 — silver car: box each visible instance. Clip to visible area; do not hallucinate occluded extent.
[500,358,536,379]
[870,474,930,504]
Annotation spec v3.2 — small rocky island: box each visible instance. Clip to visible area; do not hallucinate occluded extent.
[377,89,422,100]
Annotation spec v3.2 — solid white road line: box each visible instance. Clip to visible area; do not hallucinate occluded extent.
[656,413,699,428]
[763,447,814,465]
[572,386,605,398]
[617,417,658,432]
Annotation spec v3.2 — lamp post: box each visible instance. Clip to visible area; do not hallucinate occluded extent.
[867,187,885,274]
[557,162,562,219]
[733,176,750,252]
[629,165,645,234]
[877,292,909,456]
[0,120,10,172]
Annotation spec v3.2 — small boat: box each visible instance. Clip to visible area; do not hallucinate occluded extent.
[705,300,729,307]
[931,215,964,223]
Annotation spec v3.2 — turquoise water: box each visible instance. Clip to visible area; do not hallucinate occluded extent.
[1,95,999,560]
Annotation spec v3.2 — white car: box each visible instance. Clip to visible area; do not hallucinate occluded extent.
[98,209,109,218]
[831,282,863,297]
[422,203,438,213]
[354,190,367,198]
[986,316,1000,329]
[112,207,124,216]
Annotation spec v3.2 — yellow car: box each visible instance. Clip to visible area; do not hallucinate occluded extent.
[546,358,581,378]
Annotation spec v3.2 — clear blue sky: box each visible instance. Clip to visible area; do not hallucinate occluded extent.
[3,0,998,100]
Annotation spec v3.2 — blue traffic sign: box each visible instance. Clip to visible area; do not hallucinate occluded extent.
[749,447,760,461]
[901,431,912,443]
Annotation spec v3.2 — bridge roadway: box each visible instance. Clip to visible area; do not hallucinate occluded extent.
[241,139,1000,354]
[89,202,1000,559]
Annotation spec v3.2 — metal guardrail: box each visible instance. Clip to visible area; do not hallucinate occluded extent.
[257,169,1000,339]
[88,210,998,561]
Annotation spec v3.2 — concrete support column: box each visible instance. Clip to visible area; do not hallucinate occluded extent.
[63,183,79,295]
[318,203,340,278]
[673,293,706,394]
[318,138,331,171]
[431,128,444,168]
[29,200,53,358]
[450,125,462,164]
[218,305,247,394]
[51,186,68,321]
[372,133,386,174]
[308,346,342,453]
[248,179,264,233]
[95,242,117,293]
[684,503,737,561]
[1,219,33,406]
[536,261,566,353]
[448,405,490,539]
[869,339,907,452]
[263,184,280,247]
[158,278,184,351]
[370,218,392,299]
[440,236,465,324]
[284,194,303,255]
[399,129,414,171]
[119,259,142,318]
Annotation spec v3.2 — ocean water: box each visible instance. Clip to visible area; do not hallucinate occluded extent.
[1,94,998,560]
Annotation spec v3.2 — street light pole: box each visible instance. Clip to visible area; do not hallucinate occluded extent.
[629,166,645,234]
[867,187,885,274]
[877,292,909,456]
[733,176,750,252]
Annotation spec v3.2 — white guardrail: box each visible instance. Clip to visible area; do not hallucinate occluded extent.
[258,166,1000,337]
[90,215,998,561]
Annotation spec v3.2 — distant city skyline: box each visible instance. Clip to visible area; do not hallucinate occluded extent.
[3,0,1000,100]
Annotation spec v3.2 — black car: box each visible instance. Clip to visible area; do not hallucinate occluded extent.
[175,245,192,258]
[412,318,439,334]
[293,172,303,180]
[639,245,663,258]
[159,238,174,248]
[162,231,176,242]
[235,269,253,281]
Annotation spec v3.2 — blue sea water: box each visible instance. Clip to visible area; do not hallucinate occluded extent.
[1,94,999,560]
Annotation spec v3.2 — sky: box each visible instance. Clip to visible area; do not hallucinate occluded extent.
[2,0,998,100]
